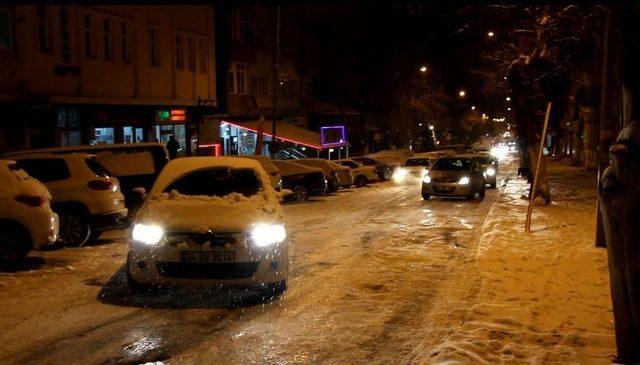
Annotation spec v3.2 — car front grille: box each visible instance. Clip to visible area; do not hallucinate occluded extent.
[156,262,260,279]
[166,232,242,246]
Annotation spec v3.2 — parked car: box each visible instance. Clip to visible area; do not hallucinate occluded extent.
[392,157,433,184]
[4,143,169,216]
[421,155,486,200]
[9,153,127,246]
[475,154,499,188]
[126,157,287,296]
[365,150,411,170]
[231,155,283,191]
[437,144,473,154]
[0,160,59,264]
[351,156,392,181]
[335,159,379,187]
[293,158,352,192]
[271,160,326,201]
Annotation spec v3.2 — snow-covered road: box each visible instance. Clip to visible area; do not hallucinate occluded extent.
[0,167,504,365]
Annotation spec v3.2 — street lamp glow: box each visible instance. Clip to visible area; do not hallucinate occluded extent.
[419,66,428,72]
[418,122,423,127]
[429,125,434,130]
[507,107,512,111]
[471,106,476,110]
[458,90,466,97]
[506,97,511,101]
[488,31,495,37]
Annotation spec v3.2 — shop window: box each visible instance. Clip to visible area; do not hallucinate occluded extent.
[175,33,185,70]
[103,18,112,60]
[83,13,95,58]
[57,108,81,147]
[187,36,195,71]
[229,63,247,94]
[36,5,51,52]
[198,38,206,73]
[123,126,144,143]
[93,127,115,145]
[149,26,160,67]
[0,7,11,50]
[120,21,131,63]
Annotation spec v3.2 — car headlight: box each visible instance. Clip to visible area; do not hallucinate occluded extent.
[458,176,470,185]
[422,174,431,184]
[132,223,164,245]
[392,168,408,182]
[486,168,496,176]
[251,223,287,247]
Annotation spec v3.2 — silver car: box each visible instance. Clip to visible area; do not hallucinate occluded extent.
[421,155,486,200]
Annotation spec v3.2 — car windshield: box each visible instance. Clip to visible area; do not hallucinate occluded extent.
[432,158,471,171]
[164,167,261,197]
[405,158,430,167]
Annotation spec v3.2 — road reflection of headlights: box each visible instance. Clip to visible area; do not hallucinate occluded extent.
[392,168,408,183]
[422,174,431,184]
[486,168,496,176]
[132,223,164,245]
[458,176,470,185]
[251,223,287,247]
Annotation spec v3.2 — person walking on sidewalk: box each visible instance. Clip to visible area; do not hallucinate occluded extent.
[599,120,640,364]
[166,135,180,160]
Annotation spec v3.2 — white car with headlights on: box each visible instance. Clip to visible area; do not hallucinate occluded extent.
[421,155,486,200]
[127,157,288,295]
[392,157,433,184]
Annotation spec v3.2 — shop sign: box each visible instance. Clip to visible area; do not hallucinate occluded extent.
[170,109,187,122]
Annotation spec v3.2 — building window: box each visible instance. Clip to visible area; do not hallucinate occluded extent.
[302,80,313,99]
[0,7,12,50]
[279,78,297,98]
[83,13,94,58]
[231,10,254,42]
[251,74,268,96]
[198,38,206,73]
[187,36,195,71]
[228,63,247,94]
[120,21,131,63]
[175,33,184,70]
[36,5,50,52]
[149,26,159,67]
[103,18,112,60]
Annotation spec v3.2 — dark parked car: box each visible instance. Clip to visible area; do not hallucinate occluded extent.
[351,156,392,181]
[271,160,327,201]
[421,154,486,200]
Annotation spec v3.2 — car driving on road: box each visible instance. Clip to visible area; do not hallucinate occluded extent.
[421,155,486,200]
[475,154,499,188]
[392,157,433,184]
[0,160,59,264]
[127,157,288,295]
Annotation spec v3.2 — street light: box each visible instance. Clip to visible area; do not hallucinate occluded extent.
[419,66,428,73]
[506,97,511,101]
[458,90,466,97]
[429,125,434,130]
[488,31,495,37]
[471,106,476,110]
[507,107,511,111]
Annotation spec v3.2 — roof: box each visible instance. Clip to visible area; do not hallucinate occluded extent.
[151,157,264,194]
[3,143,166,157]
[225,121,347,149]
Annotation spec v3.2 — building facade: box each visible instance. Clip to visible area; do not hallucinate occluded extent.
[0,5,217,154]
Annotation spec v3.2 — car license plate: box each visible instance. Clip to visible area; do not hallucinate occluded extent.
[181,251,235,263]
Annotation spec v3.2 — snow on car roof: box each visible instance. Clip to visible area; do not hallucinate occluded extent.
[271,160,322,175]
[2,142,165,157]
[4,152,95,160]
[151,157,266,195]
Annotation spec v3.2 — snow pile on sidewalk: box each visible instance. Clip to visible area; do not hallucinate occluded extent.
[429,163,616,364]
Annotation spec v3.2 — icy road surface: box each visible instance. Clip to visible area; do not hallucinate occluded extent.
[0,169,504,365]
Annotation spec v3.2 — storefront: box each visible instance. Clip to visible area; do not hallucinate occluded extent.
[153,109,188,156]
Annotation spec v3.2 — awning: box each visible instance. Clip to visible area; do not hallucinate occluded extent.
[224,120,347,150]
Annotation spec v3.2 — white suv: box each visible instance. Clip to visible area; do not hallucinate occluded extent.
[0,160,58,264]
[11,153,127,246]
[336,159,379,187]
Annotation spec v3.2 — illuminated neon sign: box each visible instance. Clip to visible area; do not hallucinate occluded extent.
[321,126,347,147]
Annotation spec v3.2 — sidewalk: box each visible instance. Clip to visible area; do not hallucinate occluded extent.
[431,160,616,364]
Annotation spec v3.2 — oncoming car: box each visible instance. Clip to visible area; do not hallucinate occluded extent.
[421,155,486,200]
[392,157,432,184]
[127,157,288,295]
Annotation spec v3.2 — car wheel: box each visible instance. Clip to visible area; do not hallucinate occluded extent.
[466,194,475,200]
[422,194,431,200]
[58,211,91,247]
[355,176,368,188]
[88,229,102,243]
[0,223,30,265]
[292,185,309,201]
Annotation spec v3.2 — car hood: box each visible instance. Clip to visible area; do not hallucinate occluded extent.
[136,192,282,233]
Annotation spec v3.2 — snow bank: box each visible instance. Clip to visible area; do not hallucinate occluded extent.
[423,162,615,364]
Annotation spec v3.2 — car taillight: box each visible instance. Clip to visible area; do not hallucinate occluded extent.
[15,194,46,207]
[88,179,116,191]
